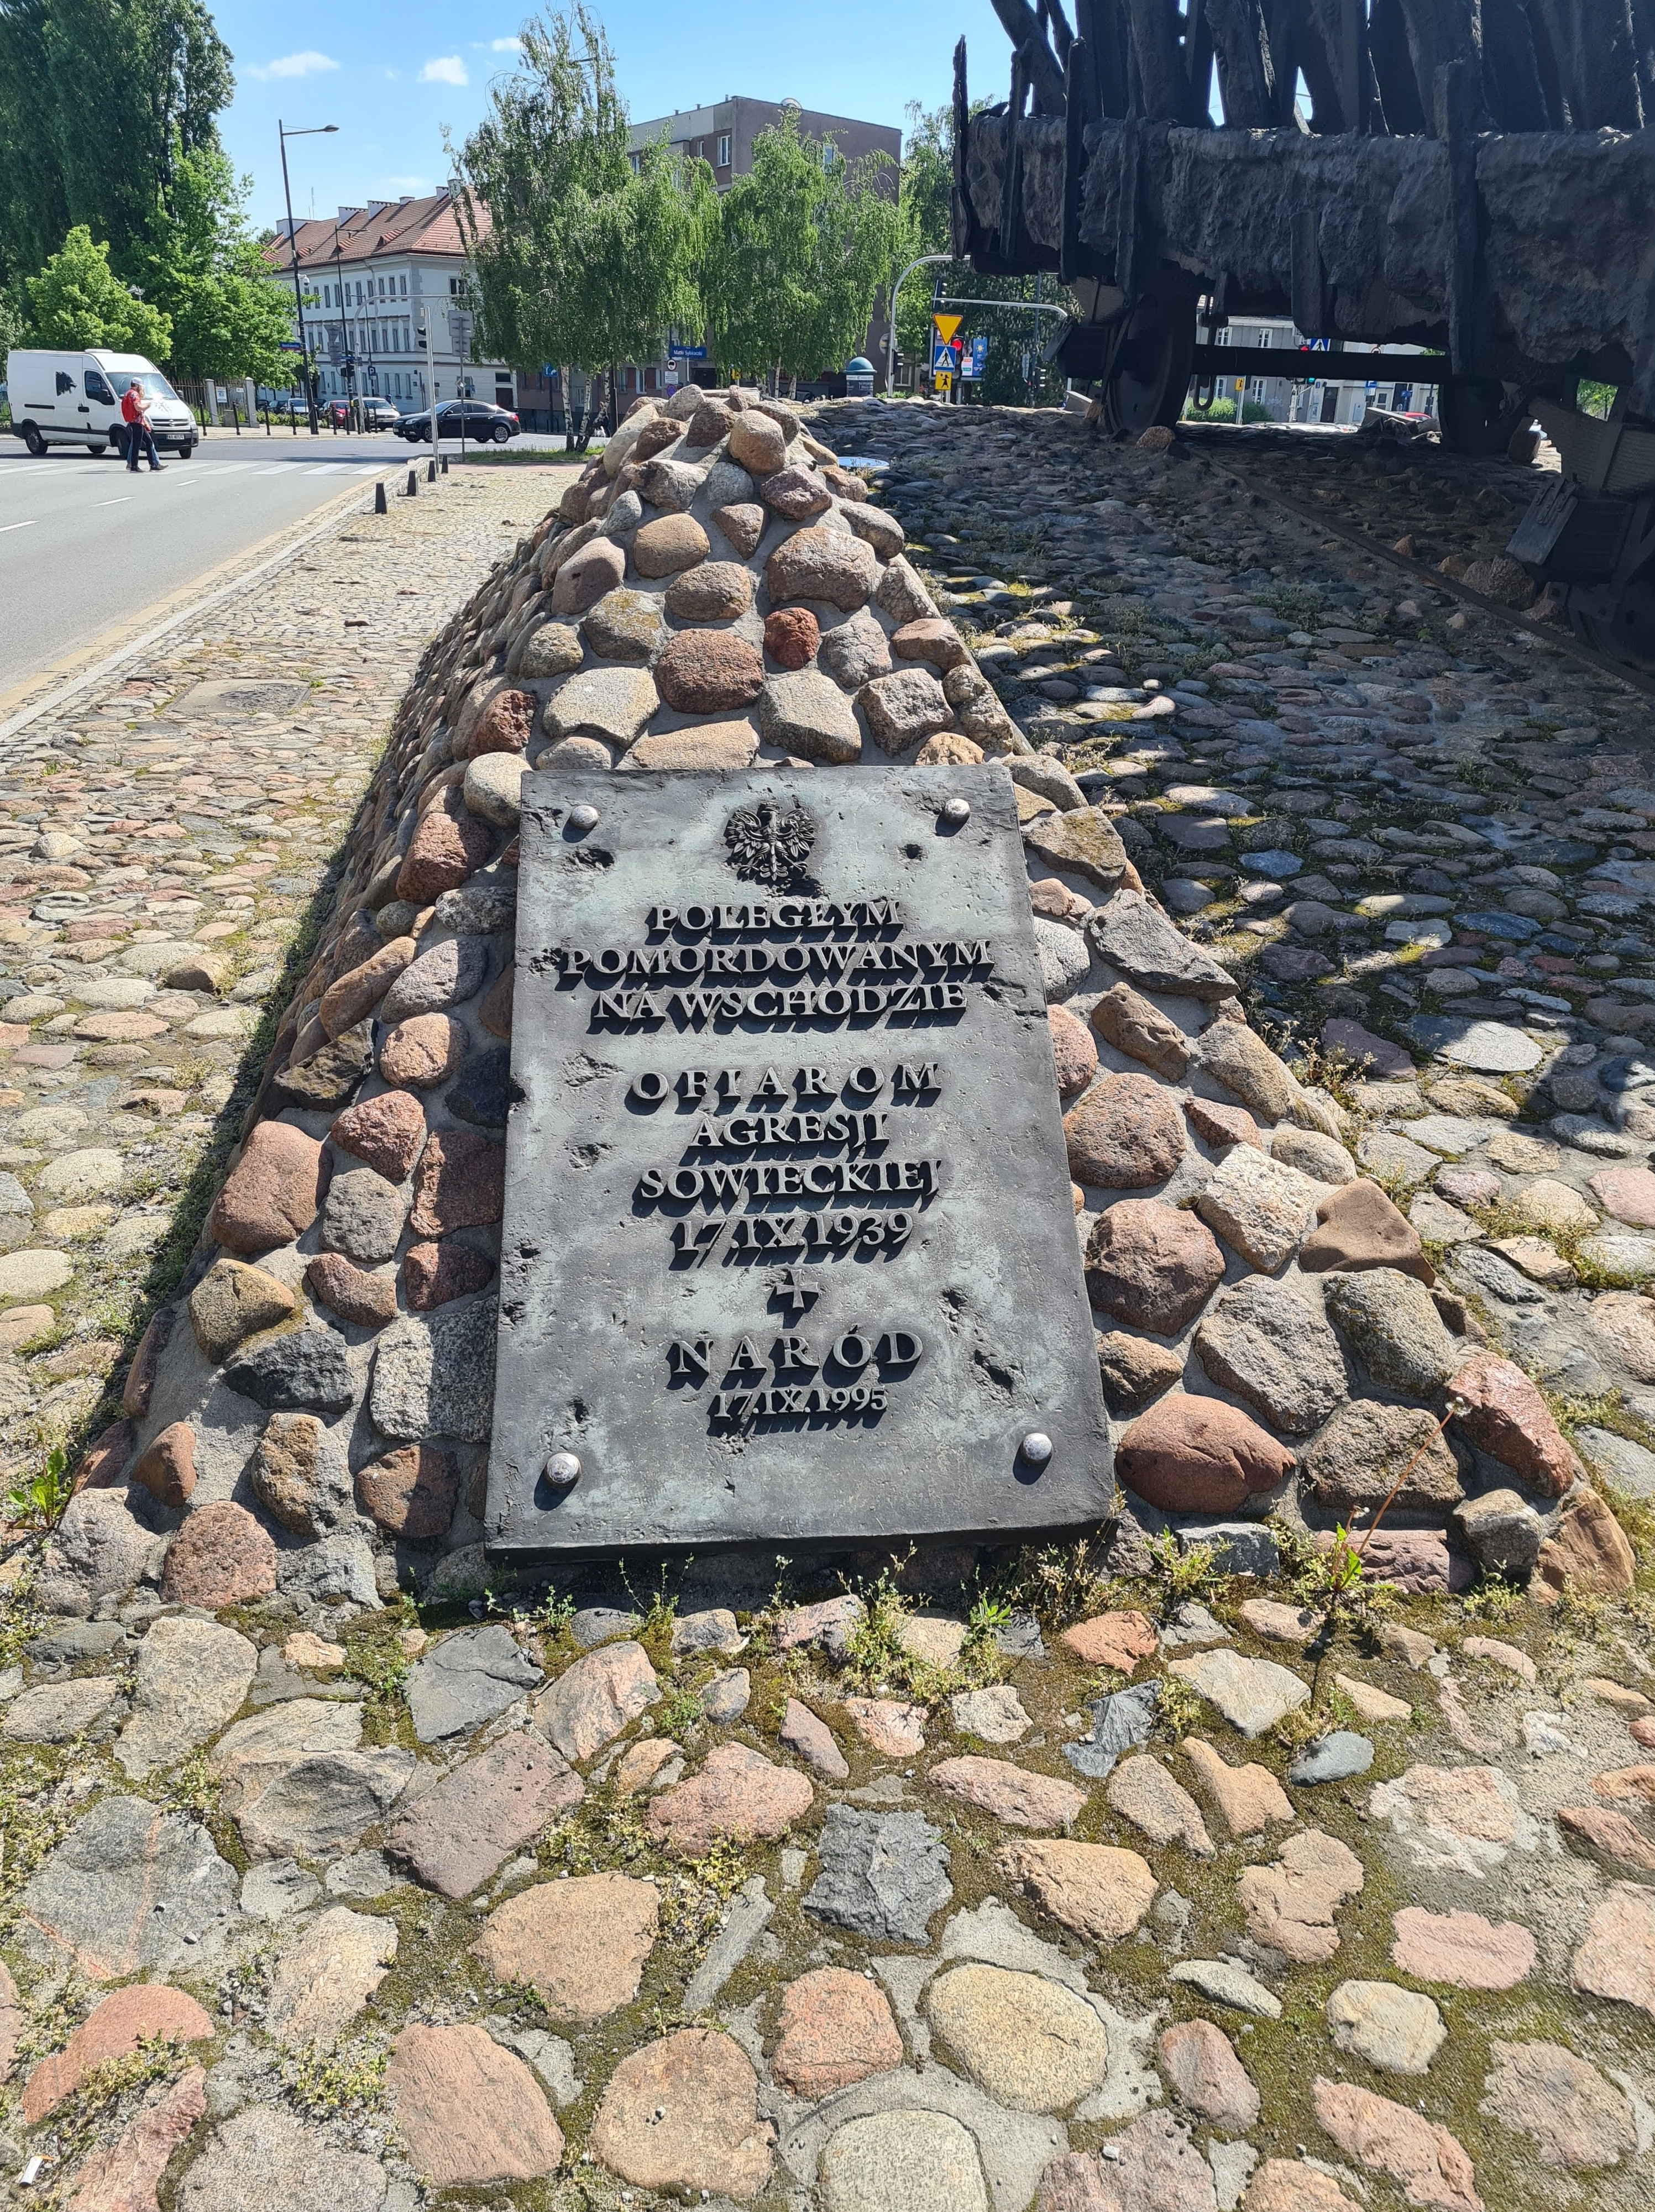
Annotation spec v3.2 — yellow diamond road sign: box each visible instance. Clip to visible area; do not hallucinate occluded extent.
[933,314,962,344]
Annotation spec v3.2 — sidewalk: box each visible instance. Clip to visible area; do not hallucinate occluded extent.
[0,461,577,1487]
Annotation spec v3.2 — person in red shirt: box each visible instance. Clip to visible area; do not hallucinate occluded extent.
[121,381,163,473]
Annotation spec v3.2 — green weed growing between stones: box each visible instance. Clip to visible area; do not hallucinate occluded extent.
[957,1594,1012,1686]
[0,1747,85,1919]
[12,1982,80,2066]
[282,2035,389,2122]
[1544,1382,1655,1451]
[533,1582,577,1656]
[1145,1530,1224,1621]
[1269,1697,1326,1754]
[1267,1515,1385,1642]
[44,2034,197,2168]
[1151,1674,1207,1744]
[159,1747,223,1828]
[4,1445,72,1534]
[343,1602,418,1736]
[651,1680,704,1744]
[1460,1576,1527,1625]
[1252,583,1327,630]
[534,1794,743,1970]
[0,1558,43,1670]
[837,1564,912,1693]
[991,1535,1114,1627]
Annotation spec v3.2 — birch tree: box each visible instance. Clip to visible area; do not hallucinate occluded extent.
[453,5,712,449]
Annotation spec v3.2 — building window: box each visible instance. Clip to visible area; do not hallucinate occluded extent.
[645,365,658,392]
[717,132,731,166]
[400,273,407,295]
[821,138,836,169]
[629,151,641,174]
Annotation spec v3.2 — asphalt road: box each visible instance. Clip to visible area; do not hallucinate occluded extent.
[0,429,418,696]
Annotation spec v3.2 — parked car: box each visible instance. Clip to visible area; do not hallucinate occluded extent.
[5,348,196,457]
[327,395,401,430]
[394,401,519,445]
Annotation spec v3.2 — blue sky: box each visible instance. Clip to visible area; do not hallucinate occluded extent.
[217,2,1011,231]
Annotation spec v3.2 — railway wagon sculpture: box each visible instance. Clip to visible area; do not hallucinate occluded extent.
[950,0,1655,661]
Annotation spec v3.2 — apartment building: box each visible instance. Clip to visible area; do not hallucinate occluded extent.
[275,190,517,415]
[602,94,902,406]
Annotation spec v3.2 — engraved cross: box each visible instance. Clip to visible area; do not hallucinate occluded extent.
[768,1267,821,1323]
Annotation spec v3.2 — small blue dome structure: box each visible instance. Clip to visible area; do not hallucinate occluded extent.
[845,357,875,396]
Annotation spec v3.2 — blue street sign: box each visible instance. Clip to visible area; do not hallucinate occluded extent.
[669,344,708,360]
[962,334,988,379]
[277,340,305,352]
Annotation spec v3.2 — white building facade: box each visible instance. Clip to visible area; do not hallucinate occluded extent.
[1203,317,1441,426]
[275,191,517,415]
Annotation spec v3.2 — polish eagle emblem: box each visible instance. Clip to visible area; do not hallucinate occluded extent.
[722,800,818,890]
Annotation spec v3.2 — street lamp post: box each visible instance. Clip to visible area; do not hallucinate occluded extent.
[278,119,339,436]
[887,254,950,399]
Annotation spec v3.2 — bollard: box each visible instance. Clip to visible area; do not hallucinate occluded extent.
[406,468,418,498]
[441,455,449,475]
[427,458,437,484]
[375,480,388,515]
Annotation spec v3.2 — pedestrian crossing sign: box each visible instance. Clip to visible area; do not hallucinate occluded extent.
[931,340,959,373]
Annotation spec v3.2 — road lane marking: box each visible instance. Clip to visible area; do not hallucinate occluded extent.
[0,520,36,533]
[0,463,398,736]
[93,498,130,509]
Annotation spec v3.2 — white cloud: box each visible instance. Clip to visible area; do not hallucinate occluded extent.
[247,49,339,80]
[490,36,523,51]
[420,55,468,85]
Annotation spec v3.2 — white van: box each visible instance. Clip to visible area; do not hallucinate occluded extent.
[5,349,196,459]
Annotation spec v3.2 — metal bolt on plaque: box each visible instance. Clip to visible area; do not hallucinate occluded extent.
[941,796,972,826]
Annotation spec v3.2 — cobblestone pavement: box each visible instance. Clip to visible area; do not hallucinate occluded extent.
[824,399,1655,1477]
[0,460,574,1500]
[0,403,1653,2212]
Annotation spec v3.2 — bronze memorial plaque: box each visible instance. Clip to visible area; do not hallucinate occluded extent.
[485,764,1109,1557]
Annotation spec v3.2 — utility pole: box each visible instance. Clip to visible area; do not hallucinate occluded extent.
[278,119,338,436]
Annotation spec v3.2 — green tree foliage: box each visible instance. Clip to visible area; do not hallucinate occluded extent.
[704,108,900,389]
[22,224,170,353]
[453,4,714,449]
[142,142,292,381]
[894,99,953,359]
[0,0,232,289]
[0,2,69,284]
[896,100,1065,406]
